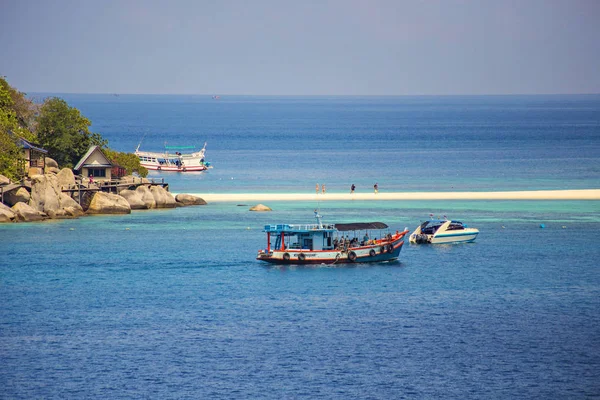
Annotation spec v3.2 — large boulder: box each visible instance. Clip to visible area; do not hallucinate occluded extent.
[0,202,16,222]
[3,187,30,207]
[29,174,62,217]
[87,192,131,214]
[135,186,156,209]
[249,204,272,212]
[11,202,46,222]
[45,157,59,168]
[150,186,176,208]
[175,193,207,206]
[45,167,60,174]
[119,189,148,210]
[0,174,10,185]
[59,193,84,217]
[57,168,76,189]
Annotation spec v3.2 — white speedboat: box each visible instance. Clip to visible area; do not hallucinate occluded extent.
[409,218,479,244]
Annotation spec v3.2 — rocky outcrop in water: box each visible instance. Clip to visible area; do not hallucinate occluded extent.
[175,193,207,206]
[86,192,131,214]
[28,174,62,217]
[119,189,148,210]
[12,202,46,222]
[135,186,156,209]
[3,187,30,207]
[0,202,16,222]
[151,186,176,208]
[249,204,272,211]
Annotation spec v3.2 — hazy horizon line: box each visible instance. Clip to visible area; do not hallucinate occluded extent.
[27,91,600,97]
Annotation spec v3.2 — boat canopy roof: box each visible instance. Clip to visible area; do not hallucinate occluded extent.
[334,222,388,231]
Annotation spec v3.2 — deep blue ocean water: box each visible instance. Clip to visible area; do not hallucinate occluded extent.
[1,95,600,398]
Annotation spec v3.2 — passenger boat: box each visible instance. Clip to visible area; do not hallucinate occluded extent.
[134,142,211,172]
[256,212,409,265]
[409,217,479,244]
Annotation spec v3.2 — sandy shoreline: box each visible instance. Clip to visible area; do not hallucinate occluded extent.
[188,189,600,202]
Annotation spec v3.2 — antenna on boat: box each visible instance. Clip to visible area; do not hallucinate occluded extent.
[135,134,146,153]
[314,209,323,228]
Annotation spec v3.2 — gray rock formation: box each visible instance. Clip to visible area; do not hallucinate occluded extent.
[0,202,16,222]
[119,189,148,210]
[0,174,10,185]
[3,187,30,207]
[175,193,207,206]
[45,157,59,168]
[135,186,156,209]
[59,193,84,217]
[29,174,62,217]
[45,167,60,174]
[12,202,46,222]
[86,192,131,214]
[57,168,76,189]
[151,186,176,208]
[249,204,272,211]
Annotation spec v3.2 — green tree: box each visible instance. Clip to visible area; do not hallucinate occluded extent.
[104,148,148,177]
[0,78,26,180]
[36,97,106,168]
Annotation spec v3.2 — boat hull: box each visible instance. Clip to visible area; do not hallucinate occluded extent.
[257,240,405,265]
[141,163,208,172]
[410,231,478,244]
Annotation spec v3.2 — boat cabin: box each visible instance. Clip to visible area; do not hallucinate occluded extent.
[264,223,337,252]
[419,219,466,234]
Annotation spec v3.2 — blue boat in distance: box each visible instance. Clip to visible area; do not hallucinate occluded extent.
[257,211,409,265]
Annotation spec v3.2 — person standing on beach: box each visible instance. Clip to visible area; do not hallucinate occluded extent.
[351,184,355,194]
[322,184,326,194]
[374,183,378,194]
[316,183,319,194]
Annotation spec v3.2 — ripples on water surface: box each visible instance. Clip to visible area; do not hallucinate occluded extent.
[2,95,599,398]
[2,202,600,398]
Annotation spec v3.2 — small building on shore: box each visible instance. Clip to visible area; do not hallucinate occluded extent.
[18,137,48,176]
[74,146,114,182]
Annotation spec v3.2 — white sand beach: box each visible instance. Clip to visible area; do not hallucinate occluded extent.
[191,189,600,202]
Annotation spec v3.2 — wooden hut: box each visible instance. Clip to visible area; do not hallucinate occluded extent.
[18,138,48,176]
[74,146,114,182]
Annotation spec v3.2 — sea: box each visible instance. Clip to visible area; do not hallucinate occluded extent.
[1,95,599,399]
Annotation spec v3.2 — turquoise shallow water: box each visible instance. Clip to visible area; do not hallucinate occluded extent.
[2,95,600,398]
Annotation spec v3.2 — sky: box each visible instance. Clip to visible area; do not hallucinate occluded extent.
[1,0,599,95]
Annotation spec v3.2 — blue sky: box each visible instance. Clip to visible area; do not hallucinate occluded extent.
[1,0,599,95]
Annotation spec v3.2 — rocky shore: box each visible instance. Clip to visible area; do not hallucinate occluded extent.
[0,163,206,223]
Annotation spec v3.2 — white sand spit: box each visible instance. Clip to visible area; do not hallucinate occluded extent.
[186,189,600,202]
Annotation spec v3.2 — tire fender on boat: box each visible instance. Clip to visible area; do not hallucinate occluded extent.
[183,167,187,172]
[387,244,394,253]
[157,166,161,171]
[283,253,290,261]
[298,253,305,261]
[348,251,357,262]
[380,246,385,254]
[369,249,376,257]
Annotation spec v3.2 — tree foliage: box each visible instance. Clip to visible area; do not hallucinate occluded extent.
[104,148,148,177]
[36,97,107,168]
[0,77,27,180]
